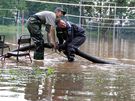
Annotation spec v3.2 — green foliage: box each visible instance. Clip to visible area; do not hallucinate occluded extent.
[47,67,55,76]
[1,0,135,34]
[0,66,55,82]
[37,0,79,3]
[0,0,26,10]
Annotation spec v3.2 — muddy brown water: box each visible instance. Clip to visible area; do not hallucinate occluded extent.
[1,32,135,101]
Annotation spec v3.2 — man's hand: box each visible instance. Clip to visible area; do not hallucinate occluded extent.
[52,42,57,49]
[56,44,62,52]
[56,44,66,52]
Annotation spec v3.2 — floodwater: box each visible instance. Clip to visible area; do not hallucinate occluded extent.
[1,31,135,101]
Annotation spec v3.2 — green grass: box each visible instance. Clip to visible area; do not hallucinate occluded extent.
[0,25,17,34]
[0,67,55,81]
[0,25,28,35]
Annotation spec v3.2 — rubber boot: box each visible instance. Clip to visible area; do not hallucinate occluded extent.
[34,51,44,60]
[67,52,75,62]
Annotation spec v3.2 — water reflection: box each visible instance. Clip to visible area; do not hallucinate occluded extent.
[24,80,39,101]
[52,66,135,101]
[0,64,135,101]
[79,31,135,65]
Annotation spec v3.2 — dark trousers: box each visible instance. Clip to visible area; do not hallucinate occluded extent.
[64,35,86,62]
[27,17,44,60]
[67,35,86,52]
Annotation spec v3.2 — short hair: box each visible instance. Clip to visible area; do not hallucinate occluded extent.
[54,7,66,15]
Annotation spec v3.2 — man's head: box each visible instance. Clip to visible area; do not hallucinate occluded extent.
[55,7,66,17]
[57,19,67,29]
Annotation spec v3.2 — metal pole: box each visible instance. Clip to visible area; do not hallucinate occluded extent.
[112,4,116,57]
[17,10,20,39]
[22,10,24,33]
[79,0,82,26]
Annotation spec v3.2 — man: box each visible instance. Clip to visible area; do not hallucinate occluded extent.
[56,20,86,62]
[27,7,66,60]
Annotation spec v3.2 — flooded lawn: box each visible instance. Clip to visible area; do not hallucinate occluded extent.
[1,32,135,101]
[1,60,135,101]
[1,51,135,101]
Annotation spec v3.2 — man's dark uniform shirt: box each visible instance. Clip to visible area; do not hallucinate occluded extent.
[56,21,85,48]
[56,21,86,62]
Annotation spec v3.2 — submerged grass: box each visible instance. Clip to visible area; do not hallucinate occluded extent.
[0,66,55,82]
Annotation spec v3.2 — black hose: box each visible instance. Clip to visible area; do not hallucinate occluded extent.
[75,49,113,64]
[13,43,52,51]
[4,43,114,64]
